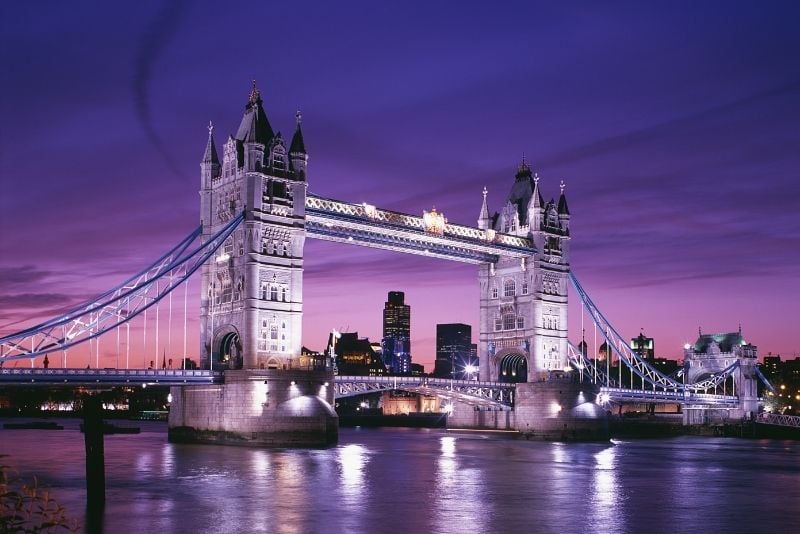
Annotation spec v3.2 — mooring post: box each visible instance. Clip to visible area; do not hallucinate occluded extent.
[83,395,105,509]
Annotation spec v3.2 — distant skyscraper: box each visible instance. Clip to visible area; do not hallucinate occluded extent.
[382,291,411,374]
[435,323,477,379]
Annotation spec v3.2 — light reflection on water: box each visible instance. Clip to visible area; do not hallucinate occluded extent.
[0,421,798,533]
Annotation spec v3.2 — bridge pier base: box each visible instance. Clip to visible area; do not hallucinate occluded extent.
[513,378,609,441]
[168,369,338,447]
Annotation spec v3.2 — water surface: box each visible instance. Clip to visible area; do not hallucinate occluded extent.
[2,419,798,533]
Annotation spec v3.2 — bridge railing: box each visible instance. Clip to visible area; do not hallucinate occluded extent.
[599,387,739,406]
[0,367,221,384]
[757,412,800,428]
[306,194,533,251]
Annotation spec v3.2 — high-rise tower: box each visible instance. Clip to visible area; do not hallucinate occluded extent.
[199,82,308,370]
[382,291,411,374]
[477,159,571,382]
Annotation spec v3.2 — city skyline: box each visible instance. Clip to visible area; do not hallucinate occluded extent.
[1,1,799,370]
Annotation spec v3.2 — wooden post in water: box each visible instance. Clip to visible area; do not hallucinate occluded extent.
[83,395,105,509]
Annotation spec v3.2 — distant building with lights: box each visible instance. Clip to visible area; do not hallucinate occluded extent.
[630,332,655,361]
[435,323,477,379]
[382,291,411,374]
[331,332,386,376]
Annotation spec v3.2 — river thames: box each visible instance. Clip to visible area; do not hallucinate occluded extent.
[2,420,798,533]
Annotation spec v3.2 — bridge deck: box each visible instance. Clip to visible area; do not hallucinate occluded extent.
[0,368,221,386]
[335,375,516,408]
[600,387,739,406]
[306,194,534,264]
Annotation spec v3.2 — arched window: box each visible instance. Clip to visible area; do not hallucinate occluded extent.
[270,325,278,351]
[281,287,287,302]
[504,279,516,297]
[270,286,278,301]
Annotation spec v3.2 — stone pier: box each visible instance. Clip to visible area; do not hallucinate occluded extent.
[168,369,337,447]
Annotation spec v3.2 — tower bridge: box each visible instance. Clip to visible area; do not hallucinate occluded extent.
[0,84,774,444]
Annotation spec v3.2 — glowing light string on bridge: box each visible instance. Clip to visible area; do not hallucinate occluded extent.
[0,214,244,362]
[569,272,740,393]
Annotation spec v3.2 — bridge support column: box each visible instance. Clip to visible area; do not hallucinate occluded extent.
[447,402,515,430]
[513,376,608,440]
[168,369,337,447]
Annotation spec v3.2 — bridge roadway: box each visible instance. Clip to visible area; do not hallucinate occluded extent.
[335,375,515,409]
[0,369,743,409]
[599,386,739,406]
[0,368,221,386]
[0,369,516,408]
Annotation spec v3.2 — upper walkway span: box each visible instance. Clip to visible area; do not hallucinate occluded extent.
[305,194,534,264]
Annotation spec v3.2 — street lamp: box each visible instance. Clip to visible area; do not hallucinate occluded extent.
[464,364,478,381]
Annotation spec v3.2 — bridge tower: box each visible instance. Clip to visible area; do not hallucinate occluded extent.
[683,329,759,422]
[477,160,571,383]
[170,84,336,448]
[199,82,307,370]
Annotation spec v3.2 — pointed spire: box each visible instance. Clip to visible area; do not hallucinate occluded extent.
[515,153,532,181]
[532,172,542,209]
[248,79,261,106]
[478,186,491,229]
[557,180,570,215]
[237,80,274,144]
[202,120,219,164]
[290,110,306,154]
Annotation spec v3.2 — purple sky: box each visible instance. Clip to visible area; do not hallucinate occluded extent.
[1,1,798,369]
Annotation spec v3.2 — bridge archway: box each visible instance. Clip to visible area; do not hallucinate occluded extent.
[496,350,528,383]
[215,327,243,370]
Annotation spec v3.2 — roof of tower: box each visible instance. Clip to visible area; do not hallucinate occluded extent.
[691,332,748,353]
[558,180,570,215]
[235,80,275,145]
[290,110,306,154]
[507,157,537,225]
[202,121,219,164]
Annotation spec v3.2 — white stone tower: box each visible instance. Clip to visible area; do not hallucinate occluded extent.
[683,330,759,421]
[477,159,571,382]
[199,82,307,370]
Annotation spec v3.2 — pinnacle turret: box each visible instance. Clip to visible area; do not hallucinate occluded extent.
[202,121,219,164]
[478,187,491,229]
[290,110,306,154]
[557,180,570,215]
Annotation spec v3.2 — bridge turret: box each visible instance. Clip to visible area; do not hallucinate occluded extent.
[557,181,570,233]
[200,121,221,189]
[477,187,491,230]
[289,111,308,179]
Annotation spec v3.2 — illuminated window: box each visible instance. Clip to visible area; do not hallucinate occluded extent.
[504,279,516,297]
